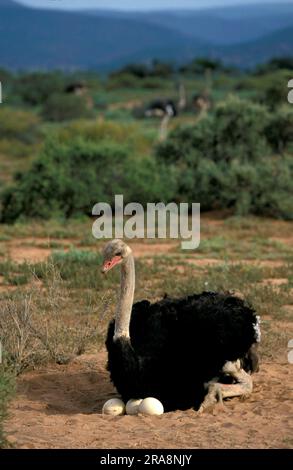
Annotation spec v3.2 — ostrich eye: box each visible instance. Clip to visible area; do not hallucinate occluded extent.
[116,252,122,257]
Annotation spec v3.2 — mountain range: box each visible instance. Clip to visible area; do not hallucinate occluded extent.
[0,0,293,70]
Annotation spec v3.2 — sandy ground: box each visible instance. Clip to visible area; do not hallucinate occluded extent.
[5,351,293,449]
[3,240,290,268]
[4,241,178,264]
[2,232,293,449]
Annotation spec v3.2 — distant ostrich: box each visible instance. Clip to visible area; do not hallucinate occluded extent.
[193,93,212,117]
[102,240,260,413]
[145,99,177,119]
[144,82,186,141]
[65,81,93,110]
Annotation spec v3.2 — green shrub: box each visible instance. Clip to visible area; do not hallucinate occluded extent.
[163,155,293,219]
[56,119,131,143]
[110,61,173,80]
[156,96,293,219]
[14,72,65,106]
[180,57,227,75]
[54,119,153,155]
[0,368,15,448]
[236,70,292,109]
[42,93,91,122]
[255,57,293,74]
[260,72,292,109]
[157,96,270,164]
[0,107,40,143]
[265,106,293,153]
[106,74,140,90]
[0,137,174,222]
[211,96,270,162]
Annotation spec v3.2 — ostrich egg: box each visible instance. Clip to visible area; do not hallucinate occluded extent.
[102,398,125,416]
[138,397,164,416]
[126,399,143,415]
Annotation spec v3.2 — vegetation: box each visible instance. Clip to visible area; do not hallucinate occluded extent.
[0,217,292,443]
[156,96,293,218]
[0,58,292,439]
[42,93,92,122]
[1,64,292,222]
[0,217,291,375]
[0,368,14,448]
[0,136,173,222]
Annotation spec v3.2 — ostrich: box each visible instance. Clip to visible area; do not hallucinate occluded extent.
[145,99,176,142]
[102,239,260,413]
[65,81,93,110]
[144,82,186,141]
[193,93,212,117]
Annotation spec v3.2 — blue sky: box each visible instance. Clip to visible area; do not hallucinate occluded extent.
[18,0,293,11]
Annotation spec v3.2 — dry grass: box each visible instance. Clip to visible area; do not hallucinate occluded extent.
[0,215,292,446]
[0,262,105,375]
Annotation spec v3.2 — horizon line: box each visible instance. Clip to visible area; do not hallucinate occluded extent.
[16,1,293,13]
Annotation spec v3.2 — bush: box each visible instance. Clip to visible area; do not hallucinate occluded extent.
[256,70,292,109]
[106,73,141,90]
[265,106,293,153]
[180,57,227,75]
[157,96,270,164]
[211,96,270,161]
[0,107,40,143]
[212,157,293,219]
[110,61,174,80]
[42,93,91,122]
[14,72,65,106]
[156,96,293,219]
[162,155,293,219]
[53,119,154,157]
[0,368,14,448]
[0,137,174,222]
[255,57,293,74]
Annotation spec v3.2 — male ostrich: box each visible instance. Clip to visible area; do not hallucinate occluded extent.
[102,240,260,412]
[145,100,176,142]
[144,83,186,141]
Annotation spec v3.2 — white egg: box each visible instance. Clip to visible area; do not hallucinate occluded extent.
[138,397,164,416]
[102,398,125,416]
[126,399,143,415]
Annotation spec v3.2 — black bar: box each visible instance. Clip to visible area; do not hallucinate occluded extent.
[0,449,291,467]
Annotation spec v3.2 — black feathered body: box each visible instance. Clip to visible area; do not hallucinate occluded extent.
[106,292,258,412]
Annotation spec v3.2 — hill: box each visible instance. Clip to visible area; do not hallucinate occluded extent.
[0,1,203,70]
[0,1,292,70]
[88,3,293,45]
[218,25,293,67]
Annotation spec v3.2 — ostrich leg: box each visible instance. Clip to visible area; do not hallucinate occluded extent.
[159,114,170,142]
[198,360,253,413]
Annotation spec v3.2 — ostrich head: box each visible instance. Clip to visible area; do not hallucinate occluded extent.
[101,239,132,274]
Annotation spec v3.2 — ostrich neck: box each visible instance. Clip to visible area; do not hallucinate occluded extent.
[114,254,135,341]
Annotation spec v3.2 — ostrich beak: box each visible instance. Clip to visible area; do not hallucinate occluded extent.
[101,255,122,274]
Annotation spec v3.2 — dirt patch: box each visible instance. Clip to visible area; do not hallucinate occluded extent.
[7,246,52,264]
[129,242,178,257]
[0,275,17,293]
[0,285,17,293]
[185,258,288,268]
[185,258,221,267]
[5,352,293,449]
[270,237,293,246]
[0,237,80,264]
[261,278,288,287]
[108,100,142,111]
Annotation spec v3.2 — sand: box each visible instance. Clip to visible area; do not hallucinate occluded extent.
[5,351,293,449]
